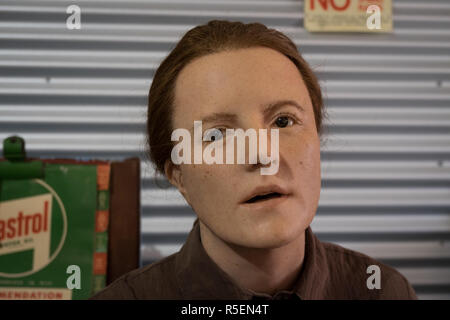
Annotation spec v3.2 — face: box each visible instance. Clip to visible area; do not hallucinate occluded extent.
[167,47,321,249]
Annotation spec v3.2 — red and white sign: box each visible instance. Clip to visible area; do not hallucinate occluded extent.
[304,0,393,32]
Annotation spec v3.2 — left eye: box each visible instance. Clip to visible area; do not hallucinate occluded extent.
[274,116,294,128]
[203,128,225,142]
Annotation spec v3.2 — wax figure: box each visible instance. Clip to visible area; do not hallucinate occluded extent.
[90,20,417,300]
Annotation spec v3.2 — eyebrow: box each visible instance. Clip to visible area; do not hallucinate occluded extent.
[201,112,238,126]
[262,100,305,117]
[194,99,305,131]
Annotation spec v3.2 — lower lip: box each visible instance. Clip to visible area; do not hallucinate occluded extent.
[240,194,290,210]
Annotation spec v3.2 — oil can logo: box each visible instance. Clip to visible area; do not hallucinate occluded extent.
[0,180,67,278]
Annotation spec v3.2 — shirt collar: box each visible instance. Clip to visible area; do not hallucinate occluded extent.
[175,218,329,300]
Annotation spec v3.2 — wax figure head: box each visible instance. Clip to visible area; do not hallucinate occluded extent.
[147,20,326,251]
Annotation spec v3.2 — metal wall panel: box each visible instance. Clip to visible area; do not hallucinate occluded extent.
[0,0,449,299]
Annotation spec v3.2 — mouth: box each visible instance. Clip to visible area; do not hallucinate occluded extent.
[244,192,284,204]
[240,184,290,207]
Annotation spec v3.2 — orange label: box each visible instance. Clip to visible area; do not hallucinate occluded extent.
[93,252,107,275]
[96,164,111,191]
[95,210,109,233]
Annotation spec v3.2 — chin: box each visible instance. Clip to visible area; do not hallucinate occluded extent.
[234,218,306,249]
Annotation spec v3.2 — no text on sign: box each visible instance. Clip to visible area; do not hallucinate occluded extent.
[304,0,393,32]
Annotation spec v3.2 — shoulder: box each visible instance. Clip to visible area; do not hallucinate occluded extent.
[89,253,181,300]
[320,241,417,299]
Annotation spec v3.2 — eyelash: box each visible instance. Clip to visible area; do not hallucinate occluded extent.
[272,112,300,128]
[203,112,301,141]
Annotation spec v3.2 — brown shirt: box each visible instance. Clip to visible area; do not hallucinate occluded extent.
[90,218,417,300]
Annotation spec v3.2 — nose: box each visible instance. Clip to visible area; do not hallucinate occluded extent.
[245,126,278,173]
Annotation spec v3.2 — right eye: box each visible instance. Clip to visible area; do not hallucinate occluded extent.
[203,128,225,142]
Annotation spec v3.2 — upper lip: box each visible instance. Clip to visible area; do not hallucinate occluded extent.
[240,184,290,204]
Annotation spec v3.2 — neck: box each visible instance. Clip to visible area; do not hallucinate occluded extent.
[199,221,306,296]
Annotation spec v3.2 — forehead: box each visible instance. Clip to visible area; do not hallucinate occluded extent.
[172,47,311,126]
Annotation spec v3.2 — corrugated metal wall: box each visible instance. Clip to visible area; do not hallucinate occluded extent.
[1,0,449,300]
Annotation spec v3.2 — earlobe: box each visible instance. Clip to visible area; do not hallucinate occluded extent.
[164,160,188,199]
[164,159,178,187]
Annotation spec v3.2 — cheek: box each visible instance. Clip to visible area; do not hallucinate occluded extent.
[302,140,320,170]
[298,139,322,208]
[182,165,232,207]
[185,165,224,184]
[288,133,321,183]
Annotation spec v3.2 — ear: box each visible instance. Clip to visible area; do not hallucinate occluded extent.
[164,159,189,202]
